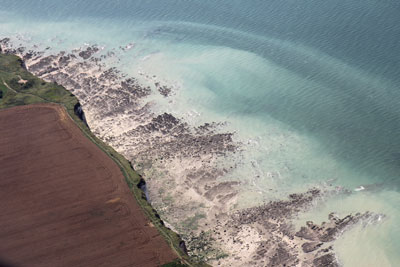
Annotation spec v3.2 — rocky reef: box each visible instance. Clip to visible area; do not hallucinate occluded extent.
[0,37,386,266]
[189,188,384,266]
[0,36,240,255]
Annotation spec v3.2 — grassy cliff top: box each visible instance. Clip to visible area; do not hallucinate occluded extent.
[0,53,77,109]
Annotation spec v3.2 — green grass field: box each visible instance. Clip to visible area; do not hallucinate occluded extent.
[0,52,204,267]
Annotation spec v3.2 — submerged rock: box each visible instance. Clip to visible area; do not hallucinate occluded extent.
[302,242,323,253]
[313,253,339,267]
[0,39,387,267]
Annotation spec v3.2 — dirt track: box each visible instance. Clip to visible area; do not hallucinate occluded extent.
[0,104,176,267]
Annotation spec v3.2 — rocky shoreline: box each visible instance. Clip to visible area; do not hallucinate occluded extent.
[0,37,385,266]
[185,187,384,266]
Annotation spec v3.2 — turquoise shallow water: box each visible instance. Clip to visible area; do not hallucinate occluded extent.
[1,1,399,265]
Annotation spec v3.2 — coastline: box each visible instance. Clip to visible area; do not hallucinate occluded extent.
[0,51,194,266]
[0,38,386,266]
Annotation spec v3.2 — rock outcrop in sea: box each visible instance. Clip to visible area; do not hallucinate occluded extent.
[0,37,386,266]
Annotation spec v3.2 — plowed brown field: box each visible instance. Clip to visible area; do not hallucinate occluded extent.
[0,104,176,267]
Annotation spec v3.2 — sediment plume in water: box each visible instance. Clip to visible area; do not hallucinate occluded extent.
[0,38,387,266]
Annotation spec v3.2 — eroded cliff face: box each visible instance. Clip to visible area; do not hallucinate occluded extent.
[73,102,88,126]
[0,39,241,260]
[0,38,385,266]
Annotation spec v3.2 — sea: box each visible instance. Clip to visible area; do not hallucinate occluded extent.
[1,1,399,266]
